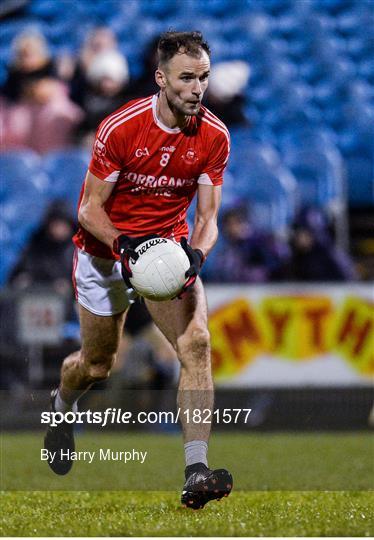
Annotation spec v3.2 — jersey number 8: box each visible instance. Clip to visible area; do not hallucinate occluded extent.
[160,153,170,167]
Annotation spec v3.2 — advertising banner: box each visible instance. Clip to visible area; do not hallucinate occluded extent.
[206,284,373,387]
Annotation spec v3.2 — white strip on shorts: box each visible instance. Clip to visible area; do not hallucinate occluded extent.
[73,248,132,316]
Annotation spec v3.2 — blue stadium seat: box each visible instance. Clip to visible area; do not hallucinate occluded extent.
[306,13,336,36]
[43,149,90,210]
[27,0,67,19]
[358,58,374,82]
[345,157,374,206]
[329,58,357,83]
[262,0,297,15]
[337,8,374,36]
[263,104,322,133]
[313,79,341,106]
[245,12,272,41]
[0,19,38,45]
[338,126,373,159]
[0,151,50,284]
[228,139,298,232]
[275,14,302,36]
[344,80,373,103]
[283,147,345,209]
[196,0,242,16]
[262,59,298,85]
[0,150,50,198]
[233,166,298,233]
[139,0,179,17]
[346,36,370,59]
[0,0,371,218]
[314,0,356,14]
[278,127,338,153]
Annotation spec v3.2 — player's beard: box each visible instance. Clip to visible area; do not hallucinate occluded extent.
[166,91,201,118]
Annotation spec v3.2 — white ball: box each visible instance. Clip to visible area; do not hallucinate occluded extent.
[128,238,190,301]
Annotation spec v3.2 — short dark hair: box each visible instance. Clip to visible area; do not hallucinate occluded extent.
[157,31,211,66]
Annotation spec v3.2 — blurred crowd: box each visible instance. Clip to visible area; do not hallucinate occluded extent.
[0,24,362,392]
[1,26,359,293]
[0,27,250,153]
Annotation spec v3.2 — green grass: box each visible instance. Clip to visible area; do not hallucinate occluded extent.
[1,431,373,536]
[1,431,373,490]
[1,490,373,536]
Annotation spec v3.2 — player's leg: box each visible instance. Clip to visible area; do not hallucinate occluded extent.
[44,305,127,475]
[59,305,127,405]
[44,248,129,475]
[145,278,232,509]
[145,278,212,442]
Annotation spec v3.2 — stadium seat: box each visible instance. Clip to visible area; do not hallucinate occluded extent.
[345,157,374,206]
[315,0,356,14]
[196,0,241,16]
[235,166,298,233]
[346,36,370,58]
[27,0,67,19]
[358,58,374,83]
[139,0,180,18]
[344,80,373,102]
[0,19,37,45]
[0,0,371,223]
[43,149,90,210]
[228,139,298,233]
[283,147,345,209]
[278,126,338,153]
[0,151,50,283]
[0,150,50,197]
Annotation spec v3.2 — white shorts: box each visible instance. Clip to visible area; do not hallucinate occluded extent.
[73,249,133,316]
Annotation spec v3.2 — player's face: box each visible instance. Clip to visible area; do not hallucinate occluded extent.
[160,50,210,116]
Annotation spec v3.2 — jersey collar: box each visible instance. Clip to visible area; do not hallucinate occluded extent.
[152,94,182,134]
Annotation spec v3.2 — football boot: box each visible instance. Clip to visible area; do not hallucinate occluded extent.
[181,462,233,510]
[43,388,75,475]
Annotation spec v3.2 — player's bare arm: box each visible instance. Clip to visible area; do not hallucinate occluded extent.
[189,184,222,258]
[78,171,119,250]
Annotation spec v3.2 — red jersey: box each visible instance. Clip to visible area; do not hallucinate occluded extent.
[73,94,230,259]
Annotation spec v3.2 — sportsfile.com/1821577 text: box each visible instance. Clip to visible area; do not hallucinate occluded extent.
[41,408,252,427]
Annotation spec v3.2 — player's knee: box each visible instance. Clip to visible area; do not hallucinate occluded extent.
[82,349,116,382]
[177,327,210,363]
[86,360,113,382]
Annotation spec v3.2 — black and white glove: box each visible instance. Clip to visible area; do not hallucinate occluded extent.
[177,237,205,298]
[113,234,159,288]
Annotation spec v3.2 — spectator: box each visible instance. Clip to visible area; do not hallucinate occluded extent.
[204,61,250,126]
[0,77,84,153]
[75,49,129,145]
[288,207,358,281]
[1,29,57,102]
[125,36,159,99]
[70,26,119,106]
[206,205,290,283]
[9,202,76,318]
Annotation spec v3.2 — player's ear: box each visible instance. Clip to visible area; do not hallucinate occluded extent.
[155,68,167,89]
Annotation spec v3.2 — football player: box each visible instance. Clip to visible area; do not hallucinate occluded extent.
[44,30,232,509]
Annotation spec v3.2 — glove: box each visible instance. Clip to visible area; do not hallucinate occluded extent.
[113,234,159,288]
[177,237,205,298]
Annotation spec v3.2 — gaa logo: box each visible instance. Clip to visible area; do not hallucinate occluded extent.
[135,147,150,157]
[182,148,198,164]
[94,139,106,157]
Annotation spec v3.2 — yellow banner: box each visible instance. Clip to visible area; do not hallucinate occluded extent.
[209,294,373,380]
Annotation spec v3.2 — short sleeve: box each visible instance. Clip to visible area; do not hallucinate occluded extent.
[198,130,230,186]
[88,125,123,183]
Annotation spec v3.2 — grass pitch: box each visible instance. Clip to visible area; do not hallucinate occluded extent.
[1,431,373,536]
